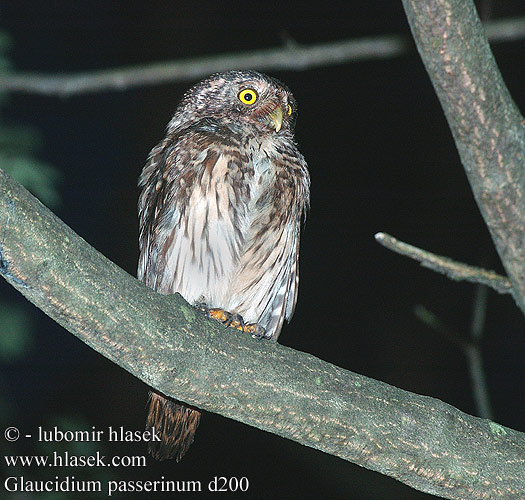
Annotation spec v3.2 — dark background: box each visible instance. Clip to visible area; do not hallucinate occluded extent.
[1,1,524,499]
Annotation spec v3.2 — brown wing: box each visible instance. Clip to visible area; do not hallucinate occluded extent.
[137,124,254,461]
[138,124,253,304]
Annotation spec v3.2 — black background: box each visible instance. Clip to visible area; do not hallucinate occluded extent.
[1,1,524,499]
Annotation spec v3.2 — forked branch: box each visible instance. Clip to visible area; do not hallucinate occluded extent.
[401,0,525,315]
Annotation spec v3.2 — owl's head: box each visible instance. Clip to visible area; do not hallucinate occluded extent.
[168,70,298,135]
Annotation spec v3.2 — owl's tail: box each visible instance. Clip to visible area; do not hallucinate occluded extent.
[146,391,201,461]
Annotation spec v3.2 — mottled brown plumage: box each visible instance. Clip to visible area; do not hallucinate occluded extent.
[138,70,310,461]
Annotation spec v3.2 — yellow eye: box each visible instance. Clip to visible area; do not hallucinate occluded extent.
[238,88,258,105]
[287,104,292,116]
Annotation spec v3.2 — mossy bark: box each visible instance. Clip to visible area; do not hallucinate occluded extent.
[1,168,524,499]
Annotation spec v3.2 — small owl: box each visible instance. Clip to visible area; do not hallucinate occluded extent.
[138,70,310,461]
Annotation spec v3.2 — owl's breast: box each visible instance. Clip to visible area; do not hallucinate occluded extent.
[252,154,272,180]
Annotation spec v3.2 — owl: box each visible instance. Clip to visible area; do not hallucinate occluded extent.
[138,70,310,461]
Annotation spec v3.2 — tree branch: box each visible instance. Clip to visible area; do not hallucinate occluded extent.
[0,17,524,96]
[414,285,494,421]
[1,170,524,500]
[401,0,525,316]
[0,36,408,96]
[375,232,512,294]
[467,284,493,420]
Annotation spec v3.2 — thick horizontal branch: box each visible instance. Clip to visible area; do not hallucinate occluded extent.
[375,232,512,294]
[1,170,524,499]
[0,17,524,96]
[401,1,525,315]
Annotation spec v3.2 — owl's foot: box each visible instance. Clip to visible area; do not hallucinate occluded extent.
[242,322,266,340]
[207,307,244,329]
[196,304,266,339]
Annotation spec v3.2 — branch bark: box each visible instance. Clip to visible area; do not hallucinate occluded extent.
[1,169,524,499]
[0,17,524,96]
[401,0,525,316]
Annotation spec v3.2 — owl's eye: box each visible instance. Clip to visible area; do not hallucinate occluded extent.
[287,104,292,116]
[238,88,258,105]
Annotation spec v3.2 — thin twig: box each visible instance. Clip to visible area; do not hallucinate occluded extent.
[414,284,493,420]
[0,17,524,96]
[467,284,493,419]
[375,232,512,294]
[414,305,469,350]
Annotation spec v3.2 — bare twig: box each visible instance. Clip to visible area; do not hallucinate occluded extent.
[0,17,524,96]
[414,305,469,350]
[415,284,493,420]
[375,232,512,294]
[467,284,493,419]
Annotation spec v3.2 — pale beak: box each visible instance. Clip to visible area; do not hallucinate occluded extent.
[267,106,284,132]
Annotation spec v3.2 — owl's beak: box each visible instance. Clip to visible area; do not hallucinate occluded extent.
[267,106,284,132]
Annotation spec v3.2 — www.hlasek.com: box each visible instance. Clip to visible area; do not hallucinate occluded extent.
[3,426,250,495]
[5,450,146,468]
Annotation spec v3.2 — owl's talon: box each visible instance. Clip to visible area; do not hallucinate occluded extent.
[196,305,264,337]
[207,307,234,326]
[226,313,245,330]
[244,323,266,340]
[196,304,233,326]
[198,305,242,329]
[195,302,211,316]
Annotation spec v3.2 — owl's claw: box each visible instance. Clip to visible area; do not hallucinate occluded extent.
[196,304,265,338]
[246,323,266,340]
